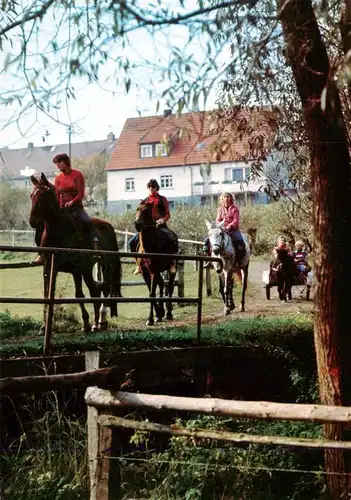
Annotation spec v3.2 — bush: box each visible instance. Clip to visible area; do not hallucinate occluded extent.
[1,393,88,500]
[120,416,326,500]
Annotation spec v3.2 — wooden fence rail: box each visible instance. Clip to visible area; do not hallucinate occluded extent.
[0,246,219,355]
[83,352,351,500]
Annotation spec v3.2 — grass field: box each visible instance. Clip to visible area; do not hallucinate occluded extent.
[0,257,244,323]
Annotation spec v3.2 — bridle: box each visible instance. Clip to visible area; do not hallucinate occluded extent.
[135,204,157,231]
[210,227,231,255]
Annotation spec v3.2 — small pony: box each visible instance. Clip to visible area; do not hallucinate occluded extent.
[134,200,179,326]
[29,173,122,333]
[205,220,250,314]
[271,248,298,302]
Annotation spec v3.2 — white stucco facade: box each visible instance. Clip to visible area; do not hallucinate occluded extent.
[107,161,266,213]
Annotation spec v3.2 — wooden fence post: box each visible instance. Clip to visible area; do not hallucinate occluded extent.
[177,260,185,306]
[43,253,56,357]
[86,351,100,500]
[205,268,212,297]
[86,351,121,500]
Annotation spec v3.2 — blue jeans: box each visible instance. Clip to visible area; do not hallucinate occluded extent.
[129,234,139,253]
[76,207,91,222]
[228,230,243,244]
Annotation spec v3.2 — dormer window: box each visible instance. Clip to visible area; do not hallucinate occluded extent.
[140,143,168,158]
[140,144,153,158]
[155,143,168,157]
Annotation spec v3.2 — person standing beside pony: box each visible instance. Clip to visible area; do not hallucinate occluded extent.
[130,178,178,274]
[34,153,96,264]
[204,192,245,266]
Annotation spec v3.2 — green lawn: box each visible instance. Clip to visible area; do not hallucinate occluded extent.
[0,259,241,323]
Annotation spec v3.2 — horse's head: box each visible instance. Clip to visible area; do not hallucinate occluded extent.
[135,201,155,232]
[275,247,290,262]
[205,219,225,256]
[29,173,57,228]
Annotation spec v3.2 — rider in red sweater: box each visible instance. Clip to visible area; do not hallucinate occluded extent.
[34,153,95,264]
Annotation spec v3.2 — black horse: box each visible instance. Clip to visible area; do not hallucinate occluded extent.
[29,173,122,333]
[134,200,179,326]
[272,248,298,302]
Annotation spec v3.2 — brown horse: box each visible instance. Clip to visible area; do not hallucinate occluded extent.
[29,173,122,333]
[134,200,178,326]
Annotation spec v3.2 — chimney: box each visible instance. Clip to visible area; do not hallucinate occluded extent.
[163,109,172,118]
[107,132,115,143]
[28,142,34,149]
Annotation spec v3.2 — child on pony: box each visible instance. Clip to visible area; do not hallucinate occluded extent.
[293,240,310,274]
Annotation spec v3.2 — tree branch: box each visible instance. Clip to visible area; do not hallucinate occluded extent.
[117,0,257,27]
[0,0,57,38]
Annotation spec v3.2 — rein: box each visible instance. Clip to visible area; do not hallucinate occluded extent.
[212,228,233,255]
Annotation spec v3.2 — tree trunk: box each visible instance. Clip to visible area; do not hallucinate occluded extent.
[278,0,351,497]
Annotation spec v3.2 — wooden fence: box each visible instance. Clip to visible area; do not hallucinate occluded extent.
[1,351,351,499]
[0,229,213,296]
[82,352,351,500]
[0,245,219,355]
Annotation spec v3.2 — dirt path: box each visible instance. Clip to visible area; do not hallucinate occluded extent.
[166,260,313,329]
[243,260,313,317]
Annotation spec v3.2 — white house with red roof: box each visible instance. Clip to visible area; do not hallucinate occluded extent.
[105,110,268,213]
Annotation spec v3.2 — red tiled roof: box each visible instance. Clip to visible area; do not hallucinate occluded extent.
[105,111,249,171]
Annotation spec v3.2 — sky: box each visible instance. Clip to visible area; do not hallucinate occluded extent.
[0,1,220,149]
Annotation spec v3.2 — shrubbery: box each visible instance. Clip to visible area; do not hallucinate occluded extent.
[0,183,313,256]
[108,198,313,256]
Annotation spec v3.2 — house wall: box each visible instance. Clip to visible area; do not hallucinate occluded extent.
[107,162,267,213]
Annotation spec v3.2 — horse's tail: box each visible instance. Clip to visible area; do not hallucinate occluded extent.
[94,219,123,316]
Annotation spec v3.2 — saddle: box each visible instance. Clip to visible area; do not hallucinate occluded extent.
[158,228,179,254]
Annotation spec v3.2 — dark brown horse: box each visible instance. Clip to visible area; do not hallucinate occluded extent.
[29,173,122,333]
[134,200,178,326]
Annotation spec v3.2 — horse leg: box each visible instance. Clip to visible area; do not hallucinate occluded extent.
[155,274,165,322]
[82,270,102,331]
[240,265,249,312]
[228,272,235,312]
[97,266,111,331]
[146,274,157,326]
[165,269,176,320]
[223,271,232,315]
[218,273,225,303]
[72,271,91,333]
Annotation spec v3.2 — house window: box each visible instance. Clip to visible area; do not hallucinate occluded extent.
[125,178,135,191]
[224,167,244,182]
[244,167,250,180]
[160,175,173,189]
[126,203,132,210]
[155,143,168,157]
[140,144,153,158]
[168,200,175,209]
[232,168,244,182]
